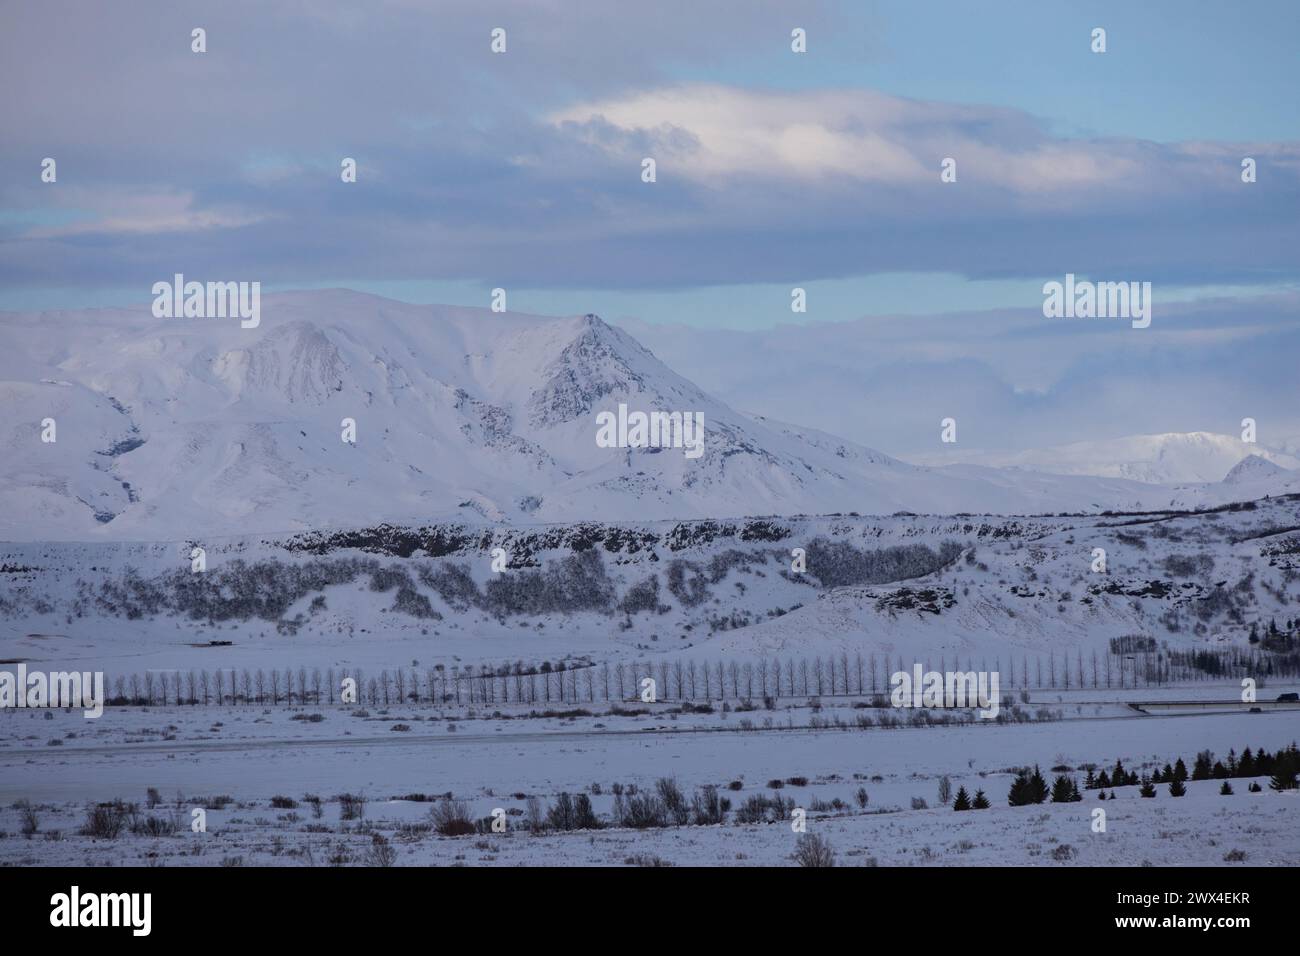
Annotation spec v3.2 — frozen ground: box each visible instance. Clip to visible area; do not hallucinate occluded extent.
[2,684,1296,866]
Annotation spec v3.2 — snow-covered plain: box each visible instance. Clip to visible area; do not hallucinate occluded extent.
[1,691,1296,866]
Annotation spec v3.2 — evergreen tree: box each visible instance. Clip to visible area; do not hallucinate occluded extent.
[1268,754,1298,791]
[1173,758,1189,782]
[1084,768,1096,790]
[1070,778,1083,802]
[953,786,972,811]
[1097,769,1112,789]
[1248,782,1262,793]
[1139,776,1156,798]
[1192,751,1213,781]
[1219,781,1233,795]
[1097,790,1107,801]
[1007,770,1032,807]
[1113,759,1127,787]
[1029,765,1049,804]
[1050,775,1075,803]
[1238,748,1255,777]
[1212,761,1228,780]
[972,789,990,809]
[1168,777,1187,797]
[1256,748,1274,776]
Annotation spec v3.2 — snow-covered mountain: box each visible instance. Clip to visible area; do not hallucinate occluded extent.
[919,431,1300,485]
[0,290,1291,541]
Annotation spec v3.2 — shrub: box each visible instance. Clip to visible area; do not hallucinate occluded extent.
[430,797,476,836]
[132,813,179,837]
[691,785,728,825]
[656,778,691,826]
[793,833,836,867]
[337,792,367,821]
[616,791,669,829]
[546,792,601,831]
[733,793,793,825]
[80,801,132,839]
[365,834,398,867]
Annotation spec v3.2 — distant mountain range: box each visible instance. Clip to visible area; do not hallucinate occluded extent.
[913,431,1300,484]
[2,289,1296,541]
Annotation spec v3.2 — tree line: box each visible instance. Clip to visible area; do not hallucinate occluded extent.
[68,646,1298,711]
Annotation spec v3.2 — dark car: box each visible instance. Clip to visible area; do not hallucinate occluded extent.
[1277,692,1299,702]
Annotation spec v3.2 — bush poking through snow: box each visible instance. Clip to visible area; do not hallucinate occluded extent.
[793,833,836,867]
[430,797,476,836]
[337,792,367,821]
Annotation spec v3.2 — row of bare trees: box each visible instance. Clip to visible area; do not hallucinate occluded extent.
[77,645,1287,710]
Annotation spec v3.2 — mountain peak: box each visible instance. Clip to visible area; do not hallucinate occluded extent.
[2,290,1294,539]
[1223,454,1290,484]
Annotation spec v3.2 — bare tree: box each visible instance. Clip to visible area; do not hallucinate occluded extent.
[793,833,835,867]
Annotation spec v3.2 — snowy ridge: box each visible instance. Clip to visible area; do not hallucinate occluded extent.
[1,289,1295,541]
[923,431,1300,485]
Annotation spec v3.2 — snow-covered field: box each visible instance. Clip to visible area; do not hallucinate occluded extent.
[2,684,1296,866]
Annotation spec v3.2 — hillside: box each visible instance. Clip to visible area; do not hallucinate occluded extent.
[3,290,1291,541]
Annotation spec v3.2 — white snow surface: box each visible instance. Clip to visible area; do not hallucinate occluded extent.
[3,290,1295,541]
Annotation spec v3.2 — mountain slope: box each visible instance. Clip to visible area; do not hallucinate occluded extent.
[0,290,1289,541]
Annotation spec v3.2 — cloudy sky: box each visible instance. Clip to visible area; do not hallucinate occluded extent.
[2,0,1297,454]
